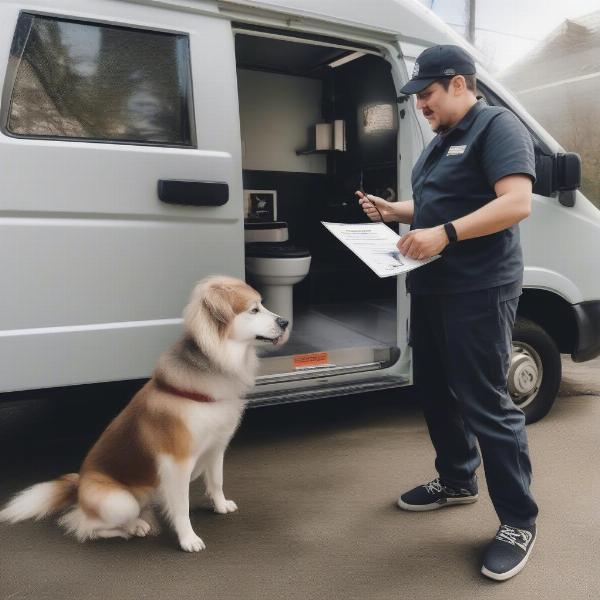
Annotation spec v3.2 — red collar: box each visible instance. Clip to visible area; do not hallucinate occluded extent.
[156,380,215,403]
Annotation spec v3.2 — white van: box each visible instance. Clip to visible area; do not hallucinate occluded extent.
[1,0,598,424]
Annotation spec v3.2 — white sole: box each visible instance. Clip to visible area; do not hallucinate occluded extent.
[397,494,478,511]
[481,535,536,581]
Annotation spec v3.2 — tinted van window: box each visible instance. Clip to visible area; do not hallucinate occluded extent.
[4,13,195,146]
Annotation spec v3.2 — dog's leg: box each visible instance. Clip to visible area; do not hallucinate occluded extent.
[124,517,152,537]
[204,448,238,514]
[158,456,205,552]
[68,483,140,541]
[122,500,160,537]
[138,504,161,535]
[190,460,205,483]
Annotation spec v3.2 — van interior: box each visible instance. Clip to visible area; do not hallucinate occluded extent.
[234,28,401,376]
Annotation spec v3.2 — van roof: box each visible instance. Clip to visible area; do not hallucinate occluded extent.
[218,0,474,56]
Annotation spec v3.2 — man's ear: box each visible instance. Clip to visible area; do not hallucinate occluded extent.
[451,75,467,95]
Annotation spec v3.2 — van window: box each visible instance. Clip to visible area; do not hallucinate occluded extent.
[3,13,195,146]
[477,81,555,196]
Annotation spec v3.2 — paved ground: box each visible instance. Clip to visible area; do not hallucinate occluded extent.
[0,355,599,600]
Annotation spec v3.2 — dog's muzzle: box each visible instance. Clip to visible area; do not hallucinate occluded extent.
[257,316,289,345]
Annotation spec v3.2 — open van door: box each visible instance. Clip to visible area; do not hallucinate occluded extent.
[227,22,414,404]
[0,3,244,392]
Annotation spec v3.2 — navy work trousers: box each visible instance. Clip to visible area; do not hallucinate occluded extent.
[410,281,538,528]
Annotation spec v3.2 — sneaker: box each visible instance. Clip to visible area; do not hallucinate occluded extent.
[397,477,478,511]
[481,524,536,581]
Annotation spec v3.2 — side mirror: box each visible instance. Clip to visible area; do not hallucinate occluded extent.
[555,152,581,192]
[533,151,581,205]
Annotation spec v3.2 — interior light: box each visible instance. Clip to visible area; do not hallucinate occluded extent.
[328,51,365,69]
[362,104,395,133]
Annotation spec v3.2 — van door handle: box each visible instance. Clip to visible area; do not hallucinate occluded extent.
[157,180,229,206]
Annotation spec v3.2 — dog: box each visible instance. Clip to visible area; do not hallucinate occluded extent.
[0,276,289,551]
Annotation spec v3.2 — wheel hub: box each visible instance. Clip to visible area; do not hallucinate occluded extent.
[509,351,539,397]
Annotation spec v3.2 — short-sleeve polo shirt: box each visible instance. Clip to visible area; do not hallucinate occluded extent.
[407,100,536,294]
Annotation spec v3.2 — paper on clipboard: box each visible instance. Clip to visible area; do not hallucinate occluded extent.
[321,221,439,278]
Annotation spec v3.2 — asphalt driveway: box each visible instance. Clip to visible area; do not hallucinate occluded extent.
[1,355,599,600]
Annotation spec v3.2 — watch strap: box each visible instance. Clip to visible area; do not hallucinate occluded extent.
[444,222,458,243]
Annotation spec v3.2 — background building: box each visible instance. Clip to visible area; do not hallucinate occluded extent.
[500,11,600,206]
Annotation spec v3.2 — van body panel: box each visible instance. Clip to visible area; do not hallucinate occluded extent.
[523,266,581,305]
[219,0,468,48]
[0,0,245,391]
[1,321,182,392]
[522,195,600,305]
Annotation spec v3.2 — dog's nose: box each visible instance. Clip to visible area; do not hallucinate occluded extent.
[276,317,289,330]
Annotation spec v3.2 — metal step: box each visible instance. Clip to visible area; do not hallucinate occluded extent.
[246,375,408,408]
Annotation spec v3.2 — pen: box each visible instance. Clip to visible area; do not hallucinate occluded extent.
[360,170,384,223]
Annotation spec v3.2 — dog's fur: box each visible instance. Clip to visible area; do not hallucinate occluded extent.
[0,276,288,551]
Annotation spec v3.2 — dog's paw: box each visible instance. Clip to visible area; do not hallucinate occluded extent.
[214,499,238,514]
[179,532,206,552]
[126,518,152,537]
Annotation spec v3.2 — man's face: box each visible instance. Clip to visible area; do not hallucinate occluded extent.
[416,80,456,133]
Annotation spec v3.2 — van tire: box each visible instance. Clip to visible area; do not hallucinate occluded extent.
[511,317,562,424]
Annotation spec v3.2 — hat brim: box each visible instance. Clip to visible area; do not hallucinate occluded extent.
[399,77,438,95]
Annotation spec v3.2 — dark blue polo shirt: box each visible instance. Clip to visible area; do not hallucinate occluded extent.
[407,100,536,294]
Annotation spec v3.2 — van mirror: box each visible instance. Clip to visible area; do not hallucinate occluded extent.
[533,151,581,200]
[555,152,581,192]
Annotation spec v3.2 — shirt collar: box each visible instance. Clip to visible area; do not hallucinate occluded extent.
[453,99,485,132]
[434,99,485,146]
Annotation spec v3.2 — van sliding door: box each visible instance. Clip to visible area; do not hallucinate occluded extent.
[0,2,244,392]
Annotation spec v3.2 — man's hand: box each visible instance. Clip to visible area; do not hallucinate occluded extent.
[397,226,448,260]
[356,191,395,222]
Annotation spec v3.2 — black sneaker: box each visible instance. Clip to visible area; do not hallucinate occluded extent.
[481,524,536,581]
[397,477,478,511]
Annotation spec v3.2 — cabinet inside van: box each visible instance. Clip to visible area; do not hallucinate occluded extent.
[234,30,407,391]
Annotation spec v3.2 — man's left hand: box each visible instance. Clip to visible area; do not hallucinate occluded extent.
[397,225,448,260]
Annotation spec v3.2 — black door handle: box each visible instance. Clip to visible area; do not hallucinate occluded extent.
[158,180,229,206]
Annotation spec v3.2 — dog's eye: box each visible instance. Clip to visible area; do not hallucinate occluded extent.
[250,307,259,314]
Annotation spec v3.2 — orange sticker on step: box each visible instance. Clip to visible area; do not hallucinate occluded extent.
[293,351,330,369]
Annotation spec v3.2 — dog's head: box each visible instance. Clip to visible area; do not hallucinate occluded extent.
[183,276,289,348]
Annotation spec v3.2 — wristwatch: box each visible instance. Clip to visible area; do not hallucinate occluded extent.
[443,222,458,244]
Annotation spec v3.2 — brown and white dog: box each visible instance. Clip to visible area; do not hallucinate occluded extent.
[0,276,289,551]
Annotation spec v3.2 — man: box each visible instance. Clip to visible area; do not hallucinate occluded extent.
[358,45,538,581]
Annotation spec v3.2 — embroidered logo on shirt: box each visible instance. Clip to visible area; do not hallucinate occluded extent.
[447,145,467,156]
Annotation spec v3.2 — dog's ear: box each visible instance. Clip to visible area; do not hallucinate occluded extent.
[183,280,235,344]
[202,284,236,331]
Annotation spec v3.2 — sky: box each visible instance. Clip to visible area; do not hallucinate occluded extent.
[418,0,600,73]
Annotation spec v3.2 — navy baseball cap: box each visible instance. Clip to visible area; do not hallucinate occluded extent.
[400,45,476,95]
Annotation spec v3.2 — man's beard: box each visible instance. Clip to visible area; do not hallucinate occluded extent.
[433,123,450,134]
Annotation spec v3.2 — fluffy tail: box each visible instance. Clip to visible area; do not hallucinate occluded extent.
[0,473,79,523]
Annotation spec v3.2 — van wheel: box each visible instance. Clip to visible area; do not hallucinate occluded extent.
[510,317,562,424]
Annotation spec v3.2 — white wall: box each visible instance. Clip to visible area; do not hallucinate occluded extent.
[237,69,327,173]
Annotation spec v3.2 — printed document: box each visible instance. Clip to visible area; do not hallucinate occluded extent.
[322,221,439,278]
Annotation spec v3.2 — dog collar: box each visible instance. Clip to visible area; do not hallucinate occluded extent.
[156,380,215,403]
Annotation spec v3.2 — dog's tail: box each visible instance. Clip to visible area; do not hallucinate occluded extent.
[0,473,79,523]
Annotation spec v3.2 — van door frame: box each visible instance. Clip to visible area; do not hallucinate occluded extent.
[228,22,414,398]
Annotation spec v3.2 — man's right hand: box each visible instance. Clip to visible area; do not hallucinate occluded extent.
[356,191,394,222]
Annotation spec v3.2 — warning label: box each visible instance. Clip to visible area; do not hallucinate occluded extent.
[293,351,331,369]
